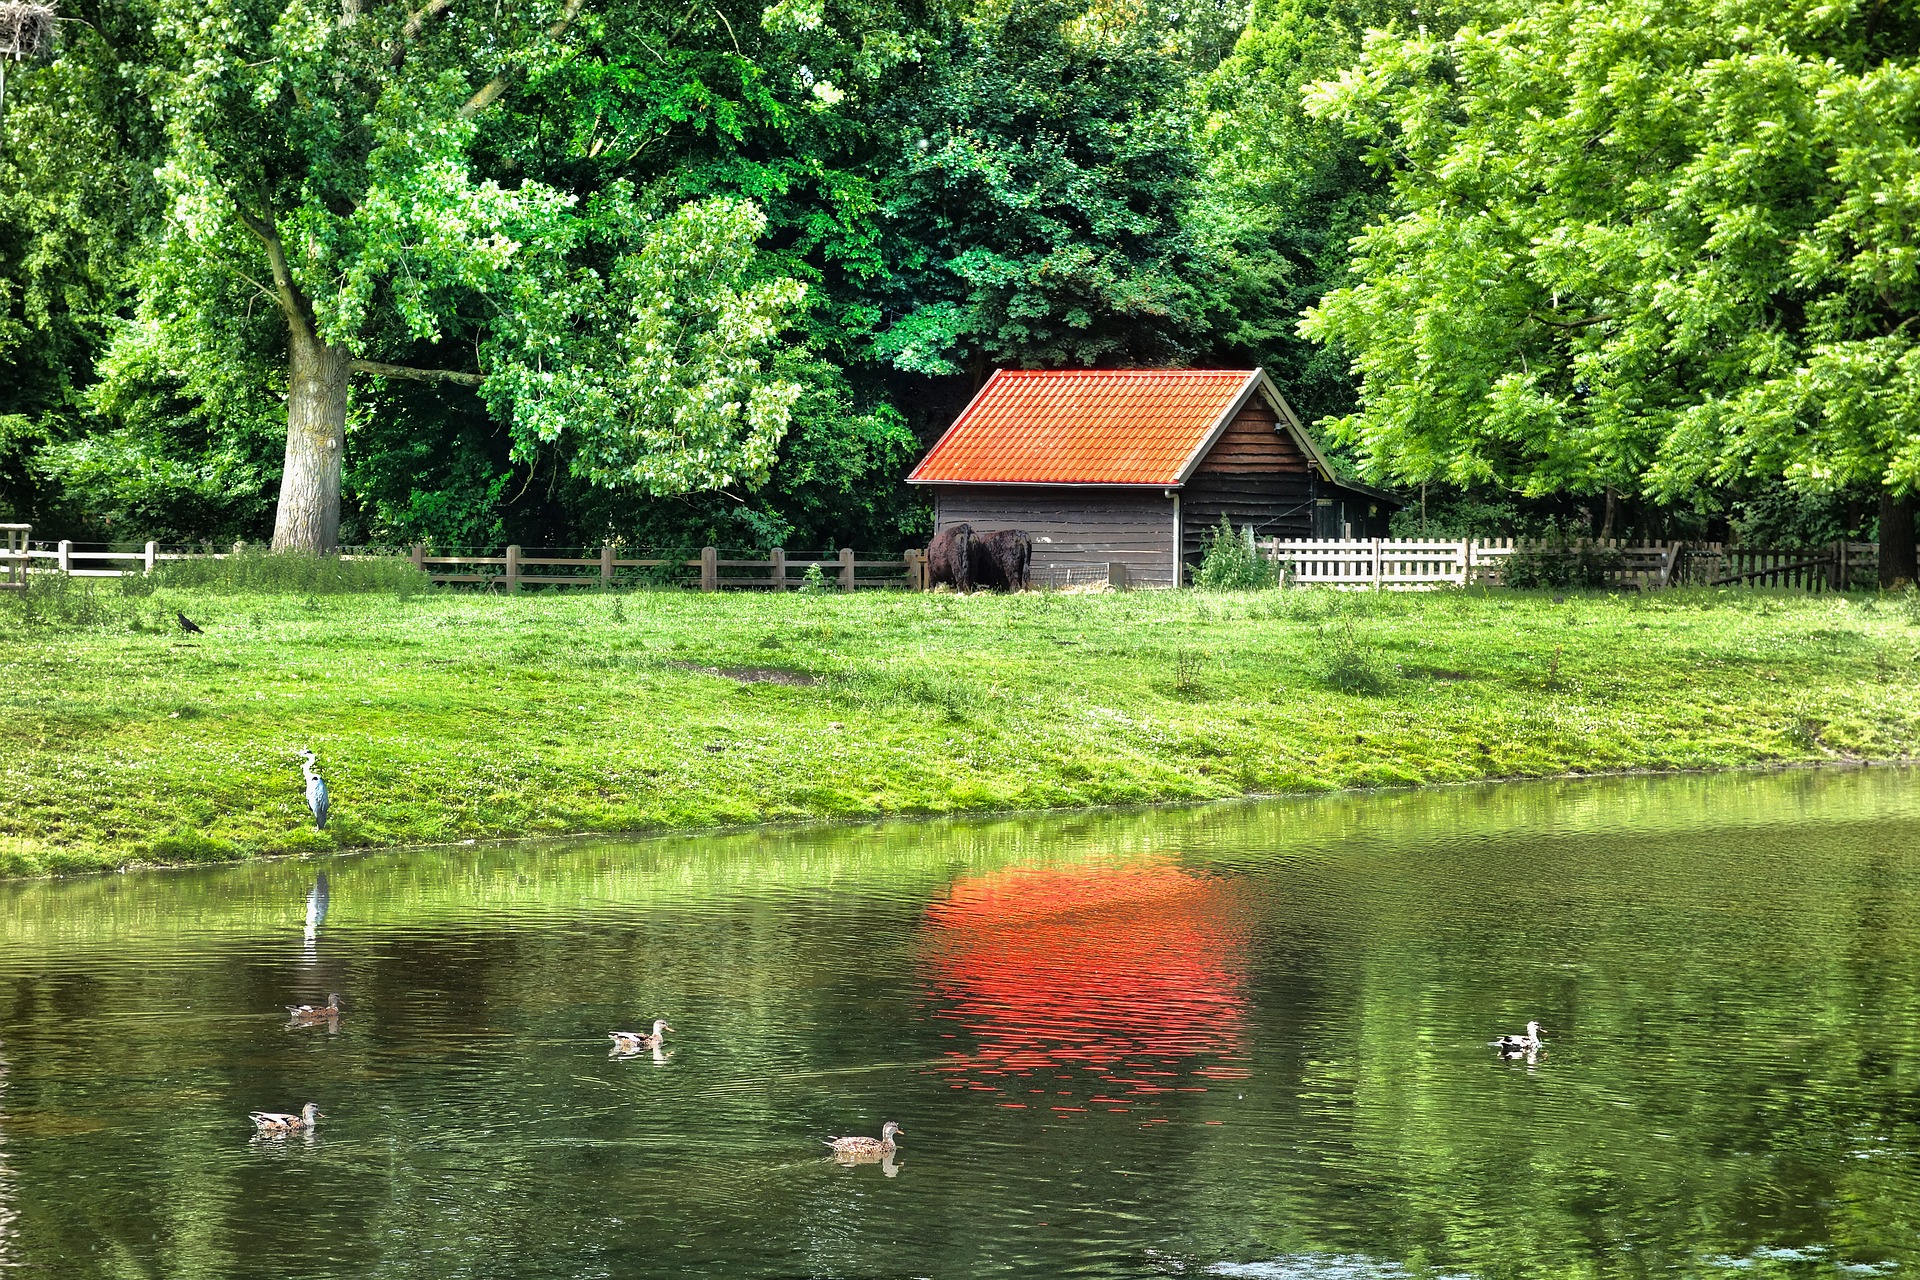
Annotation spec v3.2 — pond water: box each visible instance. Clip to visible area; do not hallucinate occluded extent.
[3,768,1920,1278]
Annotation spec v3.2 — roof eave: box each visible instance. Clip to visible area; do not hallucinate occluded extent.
[909,478,1181,488]
[1169,369,1335,485]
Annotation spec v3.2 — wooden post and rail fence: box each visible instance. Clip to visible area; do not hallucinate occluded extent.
[0,528,930,593]
[0,524,1885,594]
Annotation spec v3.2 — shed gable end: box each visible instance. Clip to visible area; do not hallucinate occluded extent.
[1193,405,1310,475]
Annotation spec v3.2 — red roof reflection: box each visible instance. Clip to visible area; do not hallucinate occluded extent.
[920,859,1252,1114]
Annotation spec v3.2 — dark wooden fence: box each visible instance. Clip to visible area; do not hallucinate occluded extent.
[411,545,930,592]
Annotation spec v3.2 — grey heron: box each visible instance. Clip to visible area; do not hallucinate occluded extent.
[298,750,329,830]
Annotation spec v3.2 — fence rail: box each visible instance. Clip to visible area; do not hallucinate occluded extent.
[0,531,930,593]
[0,525,1885,595]
[1263,536,1881,592]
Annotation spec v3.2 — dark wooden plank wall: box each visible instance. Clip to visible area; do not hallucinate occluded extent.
[1193,404,1311,475]
[934,487,1178,587]
[1181,405,1316,570]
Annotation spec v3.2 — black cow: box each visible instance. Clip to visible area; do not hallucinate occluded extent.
[969,529,1032,592]
[927,523,973,591]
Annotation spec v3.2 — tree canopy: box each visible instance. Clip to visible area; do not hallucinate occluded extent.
[2,0,1918,564]
[1300,0,1920,515]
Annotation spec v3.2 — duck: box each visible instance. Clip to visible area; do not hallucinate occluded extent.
[250,1102,322,1134]
[608,1019,673,1054]
[287,993,342,1023]
[825,1121,903,1159]
[1492,1021,1544,1052]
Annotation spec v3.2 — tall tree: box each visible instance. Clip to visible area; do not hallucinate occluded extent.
[871,0,1217,380]
[135,0,805,551]
[1300,0,1920,580]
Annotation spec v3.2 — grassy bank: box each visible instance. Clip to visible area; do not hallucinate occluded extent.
[4,576,1919,875]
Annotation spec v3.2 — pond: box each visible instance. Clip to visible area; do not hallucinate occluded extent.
[3,767,1919,1278]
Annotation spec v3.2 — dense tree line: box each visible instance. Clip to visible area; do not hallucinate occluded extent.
[1,0,1916,573]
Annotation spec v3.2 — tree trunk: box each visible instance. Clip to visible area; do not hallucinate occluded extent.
[1880,491,1917,588]
[271,323,352,553]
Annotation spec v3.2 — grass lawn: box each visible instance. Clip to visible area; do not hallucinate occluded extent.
[4,576,1919,876]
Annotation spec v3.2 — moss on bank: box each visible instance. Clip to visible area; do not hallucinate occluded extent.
[3,582,1918,876]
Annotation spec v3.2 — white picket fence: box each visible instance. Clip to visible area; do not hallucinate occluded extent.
[1261,538,1517,589]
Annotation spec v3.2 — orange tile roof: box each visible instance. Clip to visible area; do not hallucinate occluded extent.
[908,369,1265,487]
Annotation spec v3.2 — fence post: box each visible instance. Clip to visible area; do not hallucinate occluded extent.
[411,543,426,571]
[700,546,718,592]
[1108,561,1129,590]
[1831,540,1846,593]
[769,547,787,591]
[601,543,614,588]
[58,539,71,575]
[838,547,856,593]
[232,540,246,557]
[904,549,925,591]
[505,544,521,594]
[144,540,157,574]
[1371,537,1382,591]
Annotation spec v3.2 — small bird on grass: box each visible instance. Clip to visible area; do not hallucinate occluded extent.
[609,1019,673,1055]
[176,612,203,634]
[249,1102,321,1134]
[298,749,329,831]
[825,1121,903,1160]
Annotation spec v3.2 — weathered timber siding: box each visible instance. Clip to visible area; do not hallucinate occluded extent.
[1180,405,1316,571]
[1180,473,1316,568]
[934,487,1177,587]
[1194,405,1311,475]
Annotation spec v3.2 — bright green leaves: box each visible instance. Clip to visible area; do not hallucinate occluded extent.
[483,194,808,494]
[1299,0,1920,502]
[876,0,1213,371]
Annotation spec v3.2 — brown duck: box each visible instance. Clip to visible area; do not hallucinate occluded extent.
[287,993,342,1025]
[608,1019,673,1054]
[249,1102,322,1134]
[825,1121,903,1159]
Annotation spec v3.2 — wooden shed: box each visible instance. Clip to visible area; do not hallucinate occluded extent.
[907,368,1400,587]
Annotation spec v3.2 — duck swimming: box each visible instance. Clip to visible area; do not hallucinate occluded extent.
[1492,1021,1544,1053]
[287,993,342,1024]
[249,1102,321,1134]
[826,1121,903,1159]
[609,1019,673,1054]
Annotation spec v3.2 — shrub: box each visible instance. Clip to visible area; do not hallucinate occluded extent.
[1193,515,1276,591]
[153,546,431,595]
[1503,541,1622,590]
[1316,618,1388,694]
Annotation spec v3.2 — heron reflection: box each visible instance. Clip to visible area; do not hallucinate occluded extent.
[302,871,329,955]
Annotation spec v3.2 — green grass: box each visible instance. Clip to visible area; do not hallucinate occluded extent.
[4,578,1919,876]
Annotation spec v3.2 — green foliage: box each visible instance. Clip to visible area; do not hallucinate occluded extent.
[1315,616,1387,693]
[1299,0,1920,509]
[1503,543,1623,591]
[1194,514,1277,590]
[152,548,431,596]
[873,0,1219,373]
[1194,0,1435,425]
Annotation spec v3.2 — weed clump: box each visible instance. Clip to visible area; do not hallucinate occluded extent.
[1193,516,1276,591]
[1316,618,1388,694]
[1504,541,1622,590]
[0,574,131,630]
[154,546,430,596]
